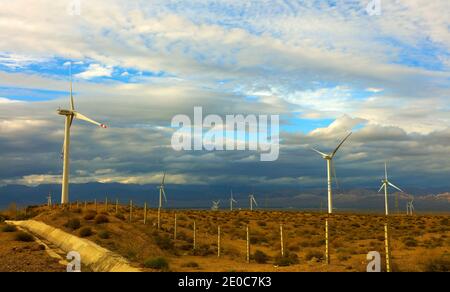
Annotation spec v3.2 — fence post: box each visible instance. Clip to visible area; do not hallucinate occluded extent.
[246,224,250,263]
[144,202,147,225]
[218,225,221,258]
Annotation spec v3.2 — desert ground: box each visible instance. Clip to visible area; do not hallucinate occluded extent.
[1,203,449,272]
[0,221,65,272]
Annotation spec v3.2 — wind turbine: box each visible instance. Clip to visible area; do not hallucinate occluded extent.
[230,190,237,211]
[378,162,404,216]
[311,132,352,214]
[47,192,52,208]
[378,162,404,273]
[157,172,167,229]
[58,63,107,205]
[406,197,414,215]
[158,172,167,209]
[249,194,258,211]
[211,200,220,211]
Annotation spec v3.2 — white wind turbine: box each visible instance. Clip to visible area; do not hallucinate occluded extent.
[47,192,52,208]
[406,197,414,216]
[157,172,167,229]
[230,190,237,211]
[249,193,258,211]
[378,162,404,216]
[211,200,220,211]
[158,172,168,210]
[58,63,107,205]
[311,132,352,214]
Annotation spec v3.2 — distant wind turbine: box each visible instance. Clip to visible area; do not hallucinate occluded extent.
[211,200,220,211]
[249,194,258,211]
[157,172,167,229]
[230,190,237,211]
[406,197,414,216]
[378,162,404,216]
[378,162,404,272]
[47,192,52,208]
[311,132,352,214]
[58,62,107,205]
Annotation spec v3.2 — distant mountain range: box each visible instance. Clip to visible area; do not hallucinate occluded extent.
[0,183,449,213]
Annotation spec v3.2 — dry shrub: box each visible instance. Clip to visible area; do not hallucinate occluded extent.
[84,211,97,220]
[94,214,109,224]
[422,257,450,272]
[64,218,81,230]
[79,227,93,237]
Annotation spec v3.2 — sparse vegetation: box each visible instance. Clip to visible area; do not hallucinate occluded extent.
[154,234,174,250]
[181,261,200,268]
[144,257,169,270]
[2,225,17,232]
[79,227,93,237]
[83,211,97,221]
[94,214,109,224]
[15,231,34,242]
[64,218,81,230]
[274,253,299,267]
[305,250,324,261]
[115,213,126,221]
[253,250,269,264]
[423,257,450,272]
[403,237,419,247]
[2,205,448,272]
[98,230,110,239]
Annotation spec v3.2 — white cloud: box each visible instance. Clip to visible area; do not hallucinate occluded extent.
[0,97,22,104]
[75,64,113,79]
[0,0,449,189]
[0,53,45,69]
[366,88,384,93]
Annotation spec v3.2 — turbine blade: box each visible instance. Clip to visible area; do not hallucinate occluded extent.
[253,197,258,206]
[388,181,404,193]
[162,172,166,186]
[378,184,384,193]
[385,162,388,180]
[162,188,167,202]
[331,160,339,190]
[331,132,352,158]
[311,148,327,157]
[69,115,74,128]
[74,112,107,128]
[70,62,75,111]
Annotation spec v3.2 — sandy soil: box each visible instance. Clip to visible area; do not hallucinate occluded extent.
[0,222,65,272]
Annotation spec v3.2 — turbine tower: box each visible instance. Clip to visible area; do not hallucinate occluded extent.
[58,63,107,205]
[249,194,258,211]
[378,162,404,216]
[157,172,167,229]
[312,132,352,214]
[230,190,237,211]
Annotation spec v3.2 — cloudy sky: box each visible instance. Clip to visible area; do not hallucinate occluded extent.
[0,0,449,194]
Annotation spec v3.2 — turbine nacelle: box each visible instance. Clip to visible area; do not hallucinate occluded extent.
[57,109,73,116]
